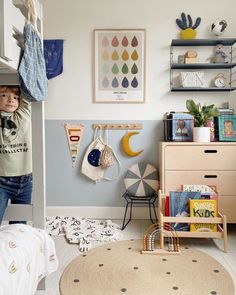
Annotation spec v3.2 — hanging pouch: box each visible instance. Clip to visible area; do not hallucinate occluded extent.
[81,127,121,183]
[99,129,114,168]
[18,0,48,101]
[100,145,115,168]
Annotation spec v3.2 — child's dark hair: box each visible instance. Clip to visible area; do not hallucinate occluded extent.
[0,86,21,98]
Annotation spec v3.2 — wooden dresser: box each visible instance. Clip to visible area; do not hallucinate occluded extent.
[159,142,236,223]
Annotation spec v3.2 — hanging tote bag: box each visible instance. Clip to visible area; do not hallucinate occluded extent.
[81,129,106,182]
[81,128,121,183]
[18,0,48,101]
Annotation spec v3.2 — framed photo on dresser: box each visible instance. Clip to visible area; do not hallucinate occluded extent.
[218,115,236,141]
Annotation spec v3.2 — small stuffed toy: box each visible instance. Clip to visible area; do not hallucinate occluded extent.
[212,44,229,63]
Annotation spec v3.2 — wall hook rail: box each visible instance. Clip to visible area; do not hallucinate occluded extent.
[92,123,143,130]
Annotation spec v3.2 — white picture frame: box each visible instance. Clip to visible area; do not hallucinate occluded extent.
[93,29,146,103]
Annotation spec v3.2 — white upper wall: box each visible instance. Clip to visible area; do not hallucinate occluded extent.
[43,0,236,120]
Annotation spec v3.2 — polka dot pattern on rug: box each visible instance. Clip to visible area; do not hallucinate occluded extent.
[60,240,235,295]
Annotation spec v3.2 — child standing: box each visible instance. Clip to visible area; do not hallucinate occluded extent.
[0,86,32,224]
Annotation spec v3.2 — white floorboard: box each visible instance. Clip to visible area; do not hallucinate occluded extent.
[36,221,236,295]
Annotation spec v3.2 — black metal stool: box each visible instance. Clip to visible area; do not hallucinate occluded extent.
[121,191,158,230]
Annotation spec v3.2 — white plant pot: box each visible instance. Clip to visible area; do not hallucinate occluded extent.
[193,127,211,142]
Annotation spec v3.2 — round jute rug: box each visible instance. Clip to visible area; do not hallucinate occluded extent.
[60,239,234,295]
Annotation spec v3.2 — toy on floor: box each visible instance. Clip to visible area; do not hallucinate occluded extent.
[141,223,180,255]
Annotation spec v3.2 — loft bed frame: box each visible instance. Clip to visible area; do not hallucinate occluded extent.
[0,0,46,290]
[0,0,42,74]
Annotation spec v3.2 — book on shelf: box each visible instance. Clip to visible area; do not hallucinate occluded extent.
[218,108,234,115]
[164,196,170,217]
[182,184,218,212]
[182,184,217,194]
[189,199,217,232]
[206,118,216,142]
[169,191,201,231]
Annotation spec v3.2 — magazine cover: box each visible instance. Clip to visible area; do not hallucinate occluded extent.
[190,199,217,232]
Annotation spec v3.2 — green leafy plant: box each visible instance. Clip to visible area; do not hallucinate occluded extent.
[186,99,218,127]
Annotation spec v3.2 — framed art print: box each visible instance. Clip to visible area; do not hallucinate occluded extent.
[218,115,236,141]
[93,29,146,103]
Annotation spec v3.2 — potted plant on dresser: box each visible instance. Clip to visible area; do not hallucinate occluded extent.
[186,99,218,142]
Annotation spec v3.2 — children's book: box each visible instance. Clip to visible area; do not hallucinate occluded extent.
[164,196,170,217]
[182,184,217,194]
[190,199,217,232]
[206,118,215,142]
[169,191,201,231]
[182,184,218,212]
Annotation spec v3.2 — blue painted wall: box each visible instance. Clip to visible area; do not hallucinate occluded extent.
[45,120,163,206]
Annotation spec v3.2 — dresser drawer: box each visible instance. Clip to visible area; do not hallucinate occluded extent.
[218,196,236,223]
[164,145,236,170]
[164,171,236,196]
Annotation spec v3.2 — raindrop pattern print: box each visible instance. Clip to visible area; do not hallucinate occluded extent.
[102,76,109,88]
[112,77,119,88]
[131,50,138,61]
[122,36,129,47]
[112,50,119,61]
[102,36,109,47]
[122,77,129,88]
[112,63,119,74]
[122,50,129,61]
[112,36,119,47]
[131,36,138,47]
[131,77,138,88]
[102,50,109,61]
[122,64,129,74]
[131,63,138,74]
[102,64,109,75]
[97,31,144,94]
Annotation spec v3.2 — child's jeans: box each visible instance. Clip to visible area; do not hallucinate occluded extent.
[0,173,32,224]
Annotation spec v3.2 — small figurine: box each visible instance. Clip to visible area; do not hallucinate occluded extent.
[212,44,229,63]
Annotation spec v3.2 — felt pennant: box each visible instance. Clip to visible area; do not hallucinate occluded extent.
[65,124,85,167]
[44,39,64,79]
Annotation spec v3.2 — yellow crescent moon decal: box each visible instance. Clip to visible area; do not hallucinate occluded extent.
[121,131,144,157]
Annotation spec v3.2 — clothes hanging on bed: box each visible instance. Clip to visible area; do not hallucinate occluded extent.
[44,39,64,79]
[18,23,48,102]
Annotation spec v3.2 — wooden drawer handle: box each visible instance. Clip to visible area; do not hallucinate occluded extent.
[204,175,218,178]
[204,150,218,153]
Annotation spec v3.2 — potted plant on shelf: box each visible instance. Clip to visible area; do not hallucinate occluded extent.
[186,99,218,142]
